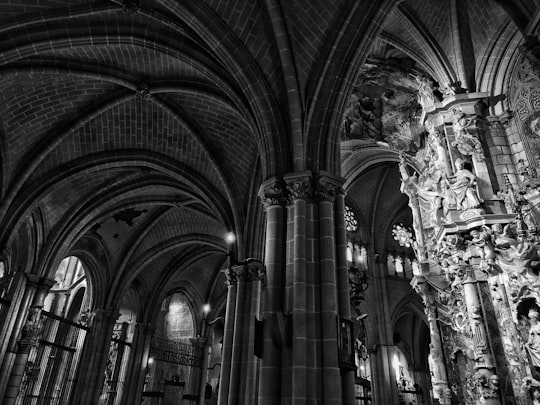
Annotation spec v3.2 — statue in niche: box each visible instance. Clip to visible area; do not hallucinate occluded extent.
[447,159,481,211]
[527,308,540,371]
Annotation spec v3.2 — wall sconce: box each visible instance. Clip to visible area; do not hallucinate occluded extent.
[225,232,236,265]
[202,304,224,326]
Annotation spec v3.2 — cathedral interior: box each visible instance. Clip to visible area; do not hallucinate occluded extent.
[3,1,540,404]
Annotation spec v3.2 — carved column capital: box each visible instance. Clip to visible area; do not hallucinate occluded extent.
[314,172,345,203]
[223,266,238,286]
[259,176,290,208]
[92,308,121,328]
[226,260,266,285]
[284,171,313,202]
[26,275,55,307]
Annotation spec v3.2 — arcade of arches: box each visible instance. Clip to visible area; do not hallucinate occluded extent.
[4,1,540,404]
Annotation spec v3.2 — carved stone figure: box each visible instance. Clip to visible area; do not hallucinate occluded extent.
[473,369,500,401]
[400,156,445,228]
[416,75,435,109]
[527,308,540,371]
[450,111,484,161]
[495,232,540,292]
[522,376,540,404]
[448,159,481,211]
[469,228,496,262]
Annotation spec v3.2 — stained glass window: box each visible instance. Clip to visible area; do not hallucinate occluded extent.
[345,205,359,232]
[391,222,415,248]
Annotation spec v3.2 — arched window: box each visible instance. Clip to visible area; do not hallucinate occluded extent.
[43,256,89,319]
[159,292,195,341]
[345,205,359,232]
[144,293,199,401]
[17,256,90,404]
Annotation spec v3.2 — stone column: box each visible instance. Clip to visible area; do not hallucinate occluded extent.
[189,337,205,400]
[315,173,344,405]
[285,171,311,405]
[412,276,451,404]
[461,267,501,405]
[371,344,400,404]
[257,177,287,405]
[2,275,54,405]
[217,268,237,404]
[218,260,264,405]
[120,323,154,405]
[70,308,120,405]
[333,185,356,405]
[487,274,528,404]
[198,337,209,405]
[0,271,30,399]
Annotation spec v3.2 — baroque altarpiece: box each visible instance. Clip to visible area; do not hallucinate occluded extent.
[400,54,540,405]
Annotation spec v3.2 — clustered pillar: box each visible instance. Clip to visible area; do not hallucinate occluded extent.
[218,260,264,405]
[253,172,353,404]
